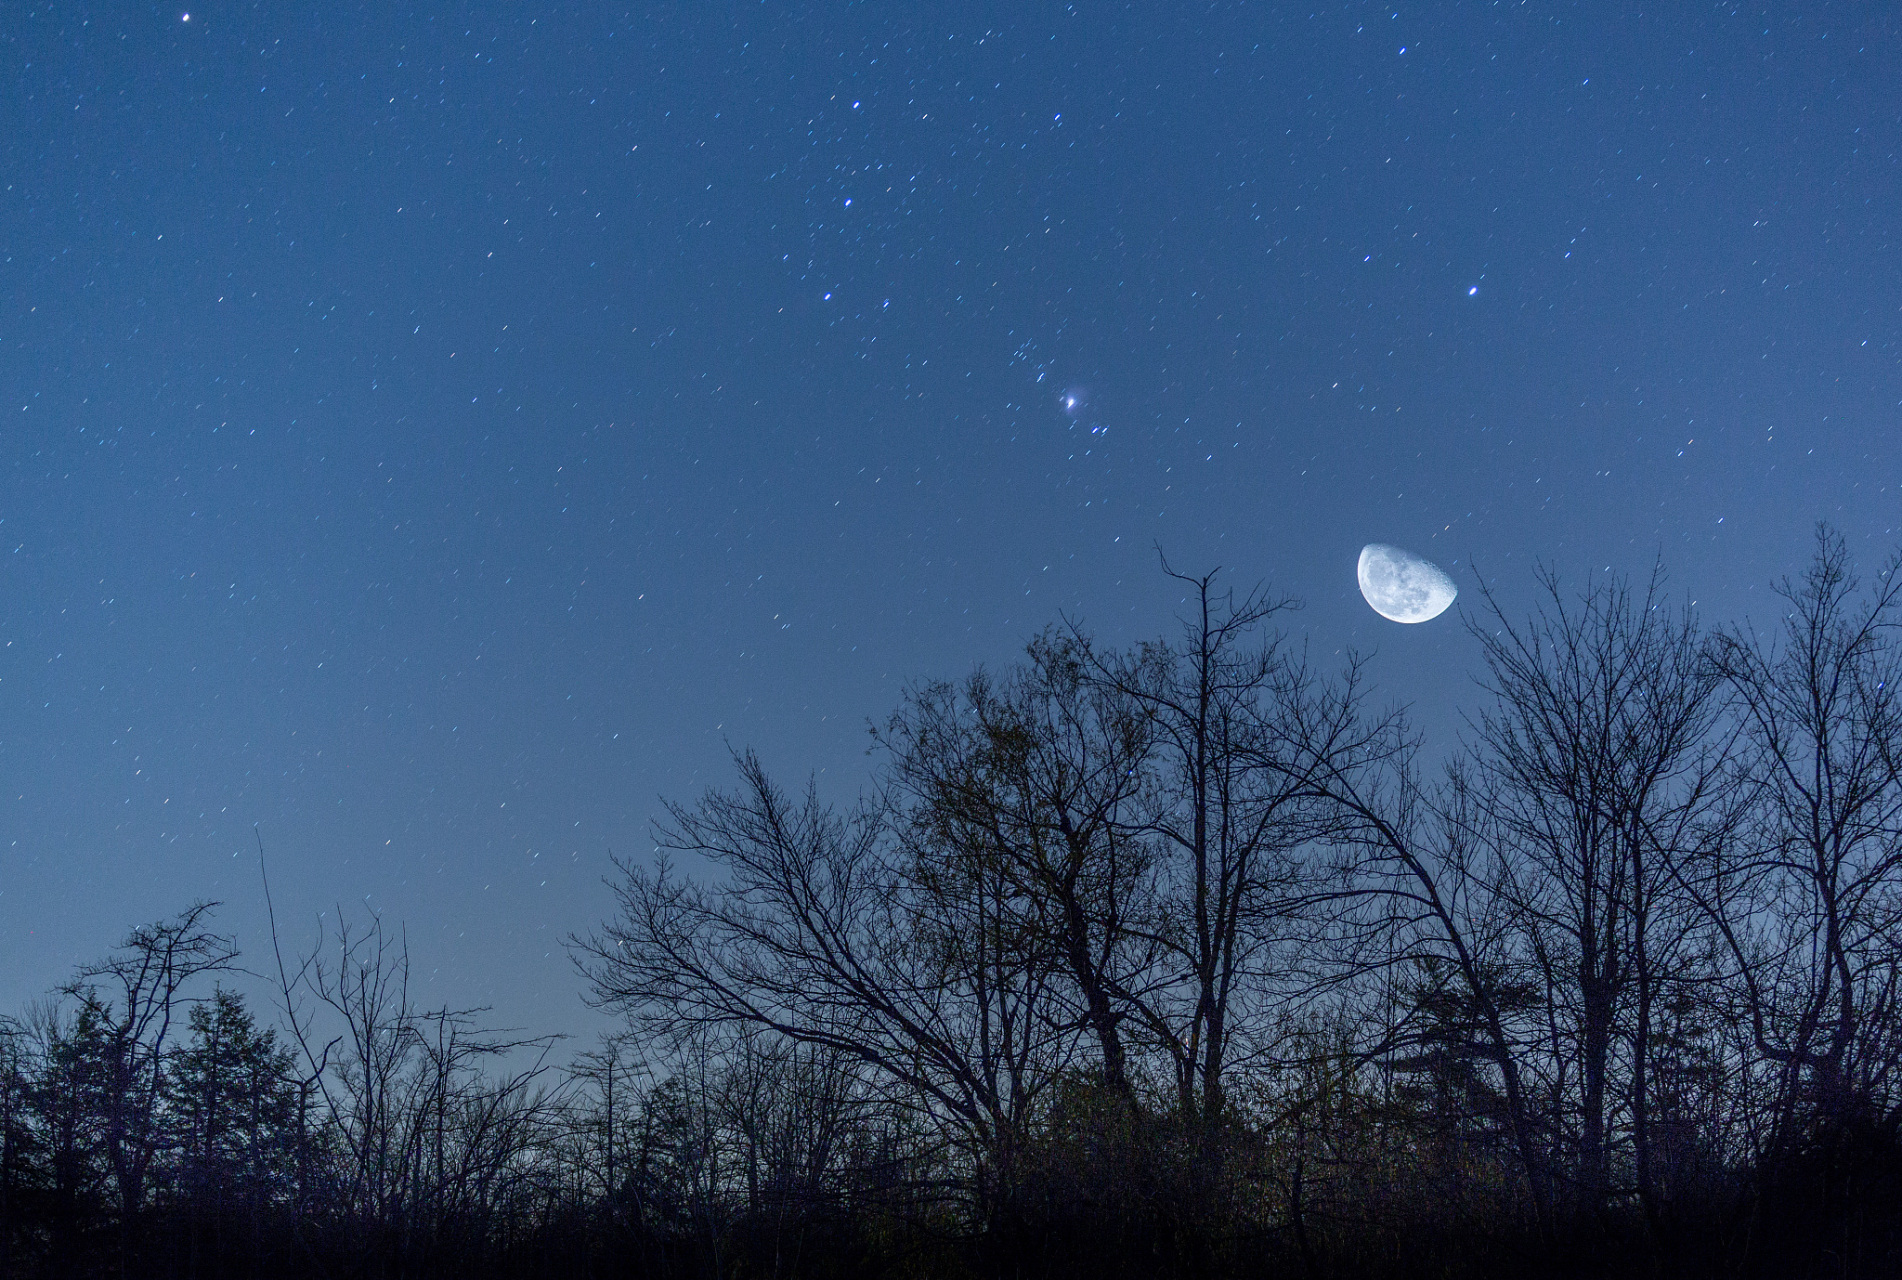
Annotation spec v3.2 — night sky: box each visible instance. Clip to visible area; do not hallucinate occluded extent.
[4,2,1898,1042]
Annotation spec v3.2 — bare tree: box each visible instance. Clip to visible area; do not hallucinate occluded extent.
[878,633,1161,1103]
[564,1031,655,1232]
[1708,529,1902,1165]
[1090,567,1336,1143]
[1262,645,1557,1226]
[1460,567,1725,1227]
[260,881,559,1269]
[575,752,1076,1219]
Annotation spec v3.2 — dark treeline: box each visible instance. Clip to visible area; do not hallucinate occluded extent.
[7,529,1902,1279]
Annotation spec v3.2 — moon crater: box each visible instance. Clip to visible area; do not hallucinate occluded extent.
[1357,544,1457,623]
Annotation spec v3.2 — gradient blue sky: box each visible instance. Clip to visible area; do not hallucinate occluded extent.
[4,1,1898,1041]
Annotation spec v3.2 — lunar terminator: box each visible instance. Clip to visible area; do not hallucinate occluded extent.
[1357,544,1458,623]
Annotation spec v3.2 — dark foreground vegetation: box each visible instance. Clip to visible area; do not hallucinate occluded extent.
[8,528,1902,1278]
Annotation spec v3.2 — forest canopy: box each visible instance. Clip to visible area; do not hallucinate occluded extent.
[6,529,1902,1279]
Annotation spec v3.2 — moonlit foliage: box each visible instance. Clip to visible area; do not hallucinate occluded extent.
[1357,543,1458,623]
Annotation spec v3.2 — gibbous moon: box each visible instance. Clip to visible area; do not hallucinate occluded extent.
[1357,544,1458,623]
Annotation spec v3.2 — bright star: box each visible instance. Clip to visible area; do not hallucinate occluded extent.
[1468,286,1479,296]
